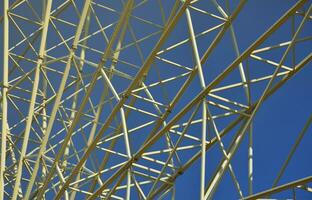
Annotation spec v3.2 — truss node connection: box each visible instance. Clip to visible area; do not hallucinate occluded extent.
[0,0,311,199]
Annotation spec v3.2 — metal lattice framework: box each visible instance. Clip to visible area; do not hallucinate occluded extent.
[0,0,311,199]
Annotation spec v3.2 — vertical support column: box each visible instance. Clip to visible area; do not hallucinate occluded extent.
[204,2,309,198]
[248,124,253,195]
[223,0,253,193]
[0,1,9,199]
[52,1,135,198]
[171,186,175,200]
[186,8,207,200]
[229,13,253,197]
[200,101,207,200]
[68,9,91,200]
[126,169,131,200]
[229,19,253,196]
[25,1,93,198]
[12,1,53,199]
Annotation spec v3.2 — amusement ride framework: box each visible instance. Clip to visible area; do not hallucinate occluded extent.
[0,0,312,199]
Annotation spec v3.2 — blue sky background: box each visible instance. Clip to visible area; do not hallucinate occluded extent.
[0,0,311,199]
[173,1,312,199]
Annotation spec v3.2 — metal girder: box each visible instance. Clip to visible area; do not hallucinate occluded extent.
[243,176,312,200]
[204,2,311,199]
[26,1,93,199]
[55,1,193,199]
[52,1,135,198]
[88,2,308,199]
[147,52,312,198]
[11,1,53,199]
[1,1,9,200]
[1,0,311,199]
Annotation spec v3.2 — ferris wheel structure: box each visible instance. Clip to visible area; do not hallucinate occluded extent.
[0,0,312,199]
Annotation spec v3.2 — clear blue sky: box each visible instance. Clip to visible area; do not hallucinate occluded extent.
[1,0,311,199]
[171,1,312,199]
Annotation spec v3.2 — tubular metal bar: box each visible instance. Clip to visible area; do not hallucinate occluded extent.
[185,8,208,200]
[87,59,135,195]
[206,105,244,199]
[145,104,201,199]
[134,0,247,157]
[224,0,254,194]
[204,3,310,199]
[1,1,310,199]
[148,51,311,199]
[52,1,135,199]
[51,1,193,199]
[211,1,250,196]
[85,3,247,197]
[67,8,91,200]
[50,5,246,195]
[91,0,308,199]
[0,1,9,200]
[11,1,53,199]
[25,0,93,199]
[131,0,248,171]
[104,170,128,200]
[148,115,248,199]
[243,176,312,200]
[272,114,312,187]
[74,5,135,197]
[147,6,311,200]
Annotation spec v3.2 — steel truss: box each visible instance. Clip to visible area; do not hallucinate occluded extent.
[0,0,311,199]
